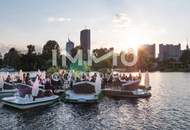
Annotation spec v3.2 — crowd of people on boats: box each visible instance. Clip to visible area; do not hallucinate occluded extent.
[1,70,142,91]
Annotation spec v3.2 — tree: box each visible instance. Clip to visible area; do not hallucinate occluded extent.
[0,52,3,67]
[180,50,190,65]
[27,44,35,55]
[137,49,156,71]
[42,40,60,59]
[42,40,61,69]
[92,48,114,70]
[3,48,21,69]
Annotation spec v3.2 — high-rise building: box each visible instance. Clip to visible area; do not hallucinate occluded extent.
[80,29,91,61]
[138,44,156,58]
[186,43,189,50]
[158,44,181,61]
[66,38,74,55]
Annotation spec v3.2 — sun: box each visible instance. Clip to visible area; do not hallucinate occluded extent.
[116,31,148,52]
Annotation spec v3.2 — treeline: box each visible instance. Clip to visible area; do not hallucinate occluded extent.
[91,47,156,72]
[0,40,61,71]
[1,41,190,72]
[90,47,190,72]
[158,49,190,72]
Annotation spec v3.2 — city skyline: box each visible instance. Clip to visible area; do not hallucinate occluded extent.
[0,0,190,54]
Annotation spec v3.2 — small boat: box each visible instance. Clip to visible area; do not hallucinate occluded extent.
[65,81,99,103]
[1,78,59,110]
[65,74,102,104]
[0,82,17,98]
[103,88,151,98]
[0,67,16,73]
[121,79,141,87]
[103,71,152,99]
[1,95,59,110]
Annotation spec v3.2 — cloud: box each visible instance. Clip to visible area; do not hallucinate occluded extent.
[47,17,71,23]
[112,13,132,28]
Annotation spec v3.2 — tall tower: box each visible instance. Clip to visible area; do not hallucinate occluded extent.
[80,29,91,61]
[186,38,189,50]
[66,38,74,55]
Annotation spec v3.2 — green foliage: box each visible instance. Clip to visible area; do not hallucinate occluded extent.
[137,49,156,71]
[3,48,21,69]
[92,48,114,70]
[42,40,60,59]
[2,41,61,71]
[180,50,190,65]
[47,66,60,75]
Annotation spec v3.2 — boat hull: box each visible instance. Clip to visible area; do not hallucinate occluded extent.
[0,90,17,99]
[64,98,99,104]
[1,96,59,110]
[103,89,151,99]
[64,90,99,104]
[121,80,141,87]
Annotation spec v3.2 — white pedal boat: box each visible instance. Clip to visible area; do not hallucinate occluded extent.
[0,82,17,98]
[2,95,59,110]
[121,79,141,87]
[65,80,102,103]
[65,90,99,103]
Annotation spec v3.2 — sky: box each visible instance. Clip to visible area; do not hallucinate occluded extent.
[0,0,190,55]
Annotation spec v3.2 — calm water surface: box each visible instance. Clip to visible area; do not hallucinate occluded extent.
[0,72,190,130]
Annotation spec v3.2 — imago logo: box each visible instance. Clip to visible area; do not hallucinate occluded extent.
[52,48,138,67]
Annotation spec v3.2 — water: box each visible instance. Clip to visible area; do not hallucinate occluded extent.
[0,72,190,130]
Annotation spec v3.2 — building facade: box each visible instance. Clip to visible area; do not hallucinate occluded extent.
[139,44,156,58]
[158,44,181,61]
[66,38,74,55]
[80,29,91,61]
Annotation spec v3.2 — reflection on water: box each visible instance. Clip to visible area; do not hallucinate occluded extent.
[0,72,190,130]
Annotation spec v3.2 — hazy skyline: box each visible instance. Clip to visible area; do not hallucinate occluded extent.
[0,0,190,54]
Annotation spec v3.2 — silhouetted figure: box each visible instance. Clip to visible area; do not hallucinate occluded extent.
[5,75,11,83]
[129,74,132,80]
[25,73,31,85]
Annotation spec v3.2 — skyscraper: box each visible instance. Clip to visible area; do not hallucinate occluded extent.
[80,29,91,61]
[66,38,75,68]
[66,38,74,55]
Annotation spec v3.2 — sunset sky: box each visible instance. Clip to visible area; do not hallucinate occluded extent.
[0,0,190,54]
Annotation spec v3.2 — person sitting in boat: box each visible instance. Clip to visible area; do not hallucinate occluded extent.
[64,73,68,80]
[25,73,32,85]
[76,77,81,82]
[5,75,11,83]
[107,74,113,83]
[44,75,55,94]
[16,76,22,83]
[90,73,97,82]
[23,73,26,83]
[38,75,43,85]
[121,74,126,80]
[129,73,132,80]
[125,75,129,81]
[90,75,96,82]
[81,73,86,81]
[86,73,91,81]
[138,73,142,80]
